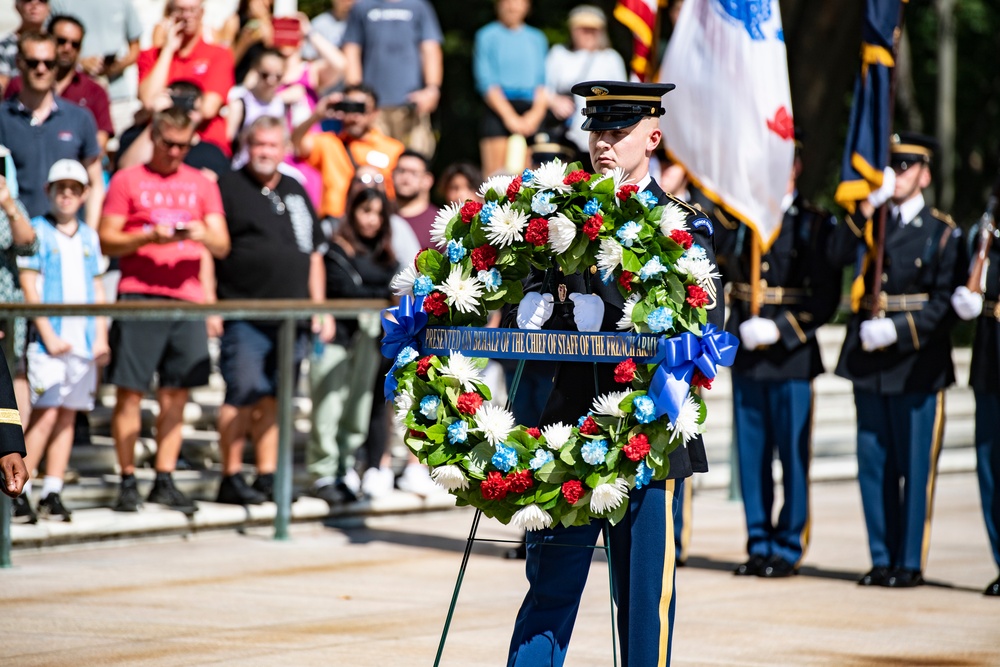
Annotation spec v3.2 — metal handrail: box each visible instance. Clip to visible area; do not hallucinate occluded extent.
[0,298,391,567]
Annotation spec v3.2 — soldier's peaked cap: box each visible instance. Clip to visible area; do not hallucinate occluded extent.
[572,80,675,132]
[890,131,937,167]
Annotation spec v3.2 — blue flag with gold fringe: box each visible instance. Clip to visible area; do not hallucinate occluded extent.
[834,0,904,213]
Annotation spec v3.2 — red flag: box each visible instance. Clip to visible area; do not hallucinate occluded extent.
[614,0,658,81]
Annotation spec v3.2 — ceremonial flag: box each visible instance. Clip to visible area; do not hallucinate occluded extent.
[658,0,794,250]
[615,0,659,81]
[834,0,904,212]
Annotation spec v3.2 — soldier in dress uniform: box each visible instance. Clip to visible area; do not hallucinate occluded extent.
[507,80,724,667]
[948,202,1000,597]
[830,131,964,588]
[716,136,842,577]
[1,344,29,501]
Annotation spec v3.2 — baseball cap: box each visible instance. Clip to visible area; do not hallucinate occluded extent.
[47,159,89,186]
[568,6,607,29]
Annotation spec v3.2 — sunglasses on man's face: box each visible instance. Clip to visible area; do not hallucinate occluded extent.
[155,134,192,151]
[18,0,50,5]
[22,58,56,71]
[56,37,82,50]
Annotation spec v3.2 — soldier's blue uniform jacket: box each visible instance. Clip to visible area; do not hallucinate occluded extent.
[0,344,25,457]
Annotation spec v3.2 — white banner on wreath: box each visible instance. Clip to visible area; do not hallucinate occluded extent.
[658,0,794,250]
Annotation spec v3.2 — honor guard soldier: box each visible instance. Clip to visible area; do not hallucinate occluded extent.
[1,344,29,503]
[830,131,964,588]
[508,80,723,667]
[948,196,1000,597]
[716,135,841,577]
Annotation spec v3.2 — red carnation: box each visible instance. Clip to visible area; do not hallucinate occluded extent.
[562,480,584,505]
[563,169,590,185]
[583,214,603,241]
[481,471,509,500]
[423,291,449,316]
[614,358,637,384]
[670,229,693,250]
[623,433,651,462]
[471,244,498,271]
[457,392,483,415]
[506,469,534,494]
[408,429,424,439]
[618,270,634,292]
[506,175,523,201]
[416,355,436,379]
[525,218,549,246]
[691,369,714,390]
[460,200,482,223]
[686,284,709,308]
[526,427,542,439]
[580,416,599,435]
[617,184,639,201]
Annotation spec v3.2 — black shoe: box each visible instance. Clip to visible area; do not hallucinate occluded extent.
[251,473,274,501]
[760,555,797,578]
[147,475,198,514]
[10,494,37,523]
[984,575,1000,597]
[37,492,72,522]
[886,569,923,588]
[113,477,142,512]
[217,474,267,506]
[310,482,347,507]
[734,554,768,576]
[858,566,891,586]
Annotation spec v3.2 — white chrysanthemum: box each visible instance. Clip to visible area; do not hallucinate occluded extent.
[430,464,469,491]
[548,212,577,254]
[478,174,515,199]
[393,392,414,425]
[439,265,483,314]
[670,396,703,443]
[676,255,721,289]
[616,292,642,332]
[590,478,629,514]
[475,403,515,446]
[596,237,624,283]
[512,504,554,531]
[658,202,690,236]
[541,422,573,451]
[531,159,572,193]
[430,202,462,248]
[390,264,418,297]
[484,202,529,248]
[591,166,630,193]
[440,350,485,391]
[592,391,630,418]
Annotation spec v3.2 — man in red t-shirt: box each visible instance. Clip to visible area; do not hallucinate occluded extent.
[99,107,230,514]
[136,0,234,156]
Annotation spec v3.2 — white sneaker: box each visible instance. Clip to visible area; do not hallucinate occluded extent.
[342,468,362,496]
[362,466,395,499]
[397,464,448,497]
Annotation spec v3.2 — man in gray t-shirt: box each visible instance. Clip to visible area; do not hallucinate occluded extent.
[302,0,354,60]
[342,0,443,156]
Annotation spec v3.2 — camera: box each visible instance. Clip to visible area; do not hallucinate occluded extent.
[333,100,367,115]
[170,94,198,113]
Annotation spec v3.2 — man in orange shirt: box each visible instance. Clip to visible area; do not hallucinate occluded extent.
[291,83,404,220]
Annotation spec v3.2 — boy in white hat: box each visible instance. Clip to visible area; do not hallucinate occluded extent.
[12,159,108,522]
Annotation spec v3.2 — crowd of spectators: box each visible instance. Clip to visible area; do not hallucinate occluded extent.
[0,0,613,519]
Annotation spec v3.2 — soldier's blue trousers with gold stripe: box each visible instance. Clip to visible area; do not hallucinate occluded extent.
[508,479,680,667]
[974,391,1000,569]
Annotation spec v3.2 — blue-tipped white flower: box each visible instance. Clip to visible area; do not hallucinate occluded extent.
[413,275,435,296]
[531,191,558,216]
[480,200,499,224]
[633,395,656,424]
[583,198,601,216]
[396,346,419,366]
[637,190,658,209]
[477,268,502,292]
[420,395,441,420]
[596,237,623,283]
[639,256,668,281]
[635,461,653,489]
[646,306,674,333]
[581,439,609,465]
[522,168,535,186]
[529,449,554,470]
[492,444,519,472]
[686,243,707,260]
[615,220,642,248]
[446,239,467,263]
[447,420,468,444]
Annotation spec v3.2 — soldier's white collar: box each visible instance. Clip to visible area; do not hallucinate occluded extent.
[636,173,652,191]
[891,193,925,227]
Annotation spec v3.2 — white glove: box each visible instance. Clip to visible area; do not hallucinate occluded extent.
[569,293,605,332]
[738,317,781,351]
[866,166,896,209]
[951,286,984,321]
[516,292,554,330]
[860,318,898,351]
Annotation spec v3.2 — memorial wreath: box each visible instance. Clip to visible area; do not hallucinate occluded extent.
[381,159,736,531]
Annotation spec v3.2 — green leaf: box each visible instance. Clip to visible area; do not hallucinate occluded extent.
[425,423,448,444]
[606,499,629,525]
[622,248,643,273]
[591,176,614,195]
[416,250,446,280]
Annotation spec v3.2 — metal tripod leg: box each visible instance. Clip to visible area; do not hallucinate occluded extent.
[602,523,619,667]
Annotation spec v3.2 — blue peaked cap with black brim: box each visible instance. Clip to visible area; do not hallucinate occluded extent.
[571,80,676,132]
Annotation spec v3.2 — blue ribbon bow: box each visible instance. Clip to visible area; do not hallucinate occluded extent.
[648,324,739,422]
[381,295,428,399]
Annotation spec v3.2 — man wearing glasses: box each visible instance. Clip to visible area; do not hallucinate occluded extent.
[0,32,103,229]
[4,15,114,152]
[0,0,50,92]
[98,107,230,515]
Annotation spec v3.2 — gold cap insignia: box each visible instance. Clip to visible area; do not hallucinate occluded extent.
[591,86,609,96]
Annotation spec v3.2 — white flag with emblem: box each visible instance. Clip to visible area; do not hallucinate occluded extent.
[658,0,794,250]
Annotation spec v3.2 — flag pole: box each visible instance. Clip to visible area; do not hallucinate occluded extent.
[966,172,1000,293]
[749,229,762,317]
[869,4,907,318]
[644,0,665,82]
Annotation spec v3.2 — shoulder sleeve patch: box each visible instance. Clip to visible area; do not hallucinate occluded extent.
[692,217,714,236]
